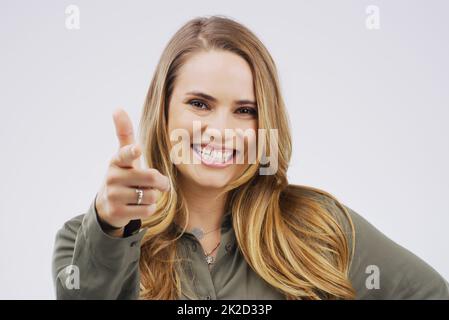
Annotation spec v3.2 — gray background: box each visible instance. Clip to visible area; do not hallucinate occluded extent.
[0,0,448,299]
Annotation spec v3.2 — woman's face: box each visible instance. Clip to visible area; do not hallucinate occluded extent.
[167,50,258,190]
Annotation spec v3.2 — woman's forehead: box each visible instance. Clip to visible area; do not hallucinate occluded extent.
[174,50,255,101]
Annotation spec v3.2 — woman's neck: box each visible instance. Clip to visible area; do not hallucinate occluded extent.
[179,179,228,233]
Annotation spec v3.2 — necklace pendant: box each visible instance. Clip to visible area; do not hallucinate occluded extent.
[206,255,214,265]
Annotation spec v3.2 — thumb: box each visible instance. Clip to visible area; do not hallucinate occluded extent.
[113,108,135,148]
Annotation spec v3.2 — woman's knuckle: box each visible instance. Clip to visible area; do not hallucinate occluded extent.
[107,185,122,201]
[105,169,118,184]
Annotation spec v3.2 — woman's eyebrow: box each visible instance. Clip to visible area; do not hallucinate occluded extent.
[185,91,257,106]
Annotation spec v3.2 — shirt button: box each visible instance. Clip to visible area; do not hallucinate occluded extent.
[225,242,233,252]
[205,295,211,300]
[130,241,138,247]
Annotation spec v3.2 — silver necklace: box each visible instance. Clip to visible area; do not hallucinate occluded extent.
[190,226,220,240]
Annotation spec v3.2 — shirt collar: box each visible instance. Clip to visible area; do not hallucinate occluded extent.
[174,209,233,237]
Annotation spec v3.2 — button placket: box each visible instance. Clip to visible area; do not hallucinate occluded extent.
[177,213,234,301]
[189,237,218,300]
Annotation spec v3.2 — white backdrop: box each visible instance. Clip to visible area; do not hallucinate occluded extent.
[0,0,448,299]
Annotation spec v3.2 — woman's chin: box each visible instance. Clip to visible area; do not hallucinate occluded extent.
[185,167,235,189]
[193,174,232,189]
[176,163,244,190]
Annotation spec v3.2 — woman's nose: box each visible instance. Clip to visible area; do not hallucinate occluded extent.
[201,109,236,144]
[204,108,233,133]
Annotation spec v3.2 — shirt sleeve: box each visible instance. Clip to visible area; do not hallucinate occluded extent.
[51,195,147,299]
[322,195,449,299]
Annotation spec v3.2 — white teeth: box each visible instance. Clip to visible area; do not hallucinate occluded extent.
[192,145,234,163]
[211,150,219,159]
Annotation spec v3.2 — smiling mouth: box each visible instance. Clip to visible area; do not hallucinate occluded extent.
[191,144,238,167]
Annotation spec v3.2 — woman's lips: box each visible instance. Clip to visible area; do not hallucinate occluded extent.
[191,144,237,168]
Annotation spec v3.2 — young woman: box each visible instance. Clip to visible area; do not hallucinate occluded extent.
[52,15,449,300]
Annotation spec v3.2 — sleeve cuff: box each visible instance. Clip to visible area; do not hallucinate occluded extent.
[81,195,147,269]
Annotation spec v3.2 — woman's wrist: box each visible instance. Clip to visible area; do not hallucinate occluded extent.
[96,211,125,237]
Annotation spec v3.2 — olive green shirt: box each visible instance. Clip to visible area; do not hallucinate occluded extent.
[52,191,449,300]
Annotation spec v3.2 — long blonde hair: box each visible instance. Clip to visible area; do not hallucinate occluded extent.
[137,15,356,300]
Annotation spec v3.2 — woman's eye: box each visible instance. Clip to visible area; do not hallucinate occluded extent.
[236,107,257,116]
[188,100,209,110]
